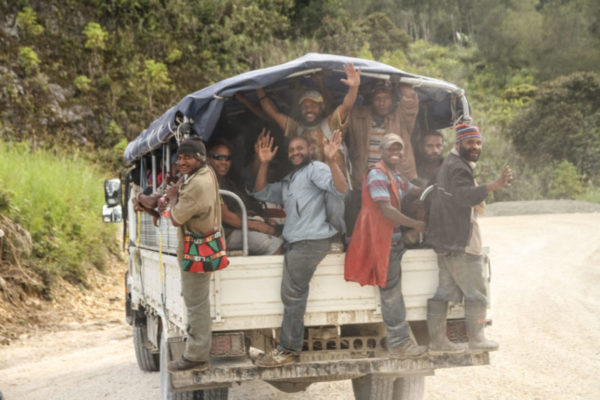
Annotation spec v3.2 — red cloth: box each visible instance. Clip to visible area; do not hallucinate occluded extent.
[344,161,401,287]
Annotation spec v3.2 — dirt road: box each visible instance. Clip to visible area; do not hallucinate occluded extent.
[1,213,599,399]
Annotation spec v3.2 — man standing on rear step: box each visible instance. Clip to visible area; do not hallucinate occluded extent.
[345,133,427,358]
[251,130,347,367]
[159,137,220,372]
[426,124,513,353]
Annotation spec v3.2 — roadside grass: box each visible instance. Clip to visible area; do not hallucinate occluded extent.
[0,140,118,286]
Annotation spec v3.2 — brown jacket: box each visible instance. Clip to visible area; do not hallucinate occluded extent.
[171,166,221,262]
[346,99,419,188]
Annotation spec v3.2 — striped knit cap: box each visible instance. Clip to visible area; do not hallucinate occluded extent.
[455,123,482,143]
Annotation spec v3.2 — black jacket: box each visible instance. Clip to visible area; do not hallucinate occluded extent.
[425,152,488,253]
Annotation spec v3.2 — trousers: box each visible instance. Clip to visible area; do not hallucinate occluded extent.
[277,238,331,353]
[180,270,212,362]
[432,252,488,305]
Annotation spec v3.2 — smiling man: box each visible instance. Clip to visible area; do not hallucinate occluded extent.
[345,133,427,358]
[158,137,221,372]
[255,64,360,236]
[344,81,420,236]
[251,130,347,367]
[425,124,513,354]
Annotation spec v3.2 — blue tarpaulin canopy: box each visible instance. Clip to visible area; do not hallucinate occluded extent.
[124,53,468,163]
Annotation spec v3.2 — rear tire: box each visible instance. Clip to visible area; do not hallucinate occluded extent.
[394,376,425,400]
[133,325,159,372]
[352,374,425,400]
[201,388,229,400]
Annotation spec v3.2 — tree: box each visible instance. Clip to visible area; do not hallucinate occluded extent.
[16,6,44,40]
[359,12,410,59]
[139,59,171,110]
[509,72,600,184]
[18,46,40,76]
[83,22,108,78]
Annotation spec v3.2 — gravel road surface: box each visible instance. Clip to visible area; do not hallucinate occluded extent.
[1,212,599,399]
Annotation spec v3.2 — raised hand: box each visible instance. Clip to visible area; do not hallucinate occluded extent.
[255,129,278,164]
[499,165,514,187]
[340,62,361,89]
[488,165,514,193]
[323,129,343,162]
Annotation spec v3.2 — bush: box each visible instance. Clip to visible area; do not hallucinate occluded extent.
[16,6,44,39]
[74,75,91,92]
[509,72,600,183]
[18,46,40,75]
[549,160,584,199]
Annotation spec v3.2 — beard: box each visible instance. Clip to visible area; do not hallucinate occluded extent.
[458,143,480,162]
[300,109,326,127]
[290,154,311,170]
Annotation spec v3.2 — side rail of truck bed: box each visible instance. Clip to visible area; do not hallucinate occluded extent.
[128,246,474,334]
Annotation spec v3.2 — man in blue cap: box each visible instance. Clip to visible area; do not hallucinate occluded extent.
[426,123,513,353]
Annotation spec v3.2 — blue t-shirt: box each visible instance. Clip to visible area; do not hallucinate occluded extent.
[366,168,413,243]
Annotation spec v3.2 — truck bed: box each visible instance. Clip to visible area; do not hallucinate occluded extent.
[129,246,467,334]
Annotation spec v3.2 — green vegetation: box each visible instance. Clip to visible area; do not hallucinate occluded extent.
[0,141,118,286]
[1,0,599,294]
[140,59,172,110]
[18,46,40,75]
[16,6,44,39]
[74,75,92,92]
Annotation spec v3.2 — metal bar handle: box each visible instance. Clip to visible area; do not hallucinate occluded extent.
[218,190,248,256]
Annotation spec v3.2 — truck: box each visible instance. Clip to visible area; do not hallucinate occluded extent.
[103,54,494,400]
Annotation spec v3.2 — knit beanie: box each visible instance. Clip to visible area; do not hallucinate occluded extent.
[455,124,482,143]
[177,137,206,161]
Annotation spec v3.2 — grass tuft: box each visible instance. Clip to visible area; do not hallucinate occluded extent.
[0,141,118,285]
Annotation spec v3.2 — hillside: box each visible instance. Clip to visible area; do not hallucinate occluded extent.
[0,0,599,340]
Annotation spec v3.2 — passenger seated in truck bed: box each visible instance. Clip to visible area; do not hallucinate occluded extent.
[207,139,283,255]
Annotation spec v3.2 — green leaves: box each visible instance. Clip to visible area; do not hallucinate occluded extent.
[18,47,40,76]
[510,72,600,185]
[83,22,108,51]
[139,59,171,110]
[16,6,45,39]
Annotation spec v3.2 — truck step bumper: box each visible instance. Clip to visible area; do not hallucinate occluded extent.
[169,351,490,391]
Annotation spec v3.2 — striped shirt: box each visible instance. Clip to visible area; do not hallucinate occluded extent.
[366,168,413,243]
[367,119,386,165]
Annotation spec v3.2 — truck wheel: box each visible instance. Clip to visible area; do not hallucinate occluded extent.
[394,376,425,400]
[159,333,204,400]
[352,374,425,400]
[200,388,229,400]
[133,325,159,372]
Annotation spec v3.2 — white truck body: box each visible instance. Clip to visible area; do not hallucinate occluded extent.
[125,211,491,400]
[130,246,465,334]
[113,54,494,400]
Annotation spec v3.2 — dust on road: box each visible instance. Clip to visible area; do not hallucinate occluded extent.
[1,213,599,400]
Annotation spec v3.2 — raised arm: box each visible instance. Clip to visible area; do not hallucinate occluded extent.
[337,62,361,122]
[257,88,288,130]
[235,92,270,121]
[323,129,348,194]
[254,130,279,193]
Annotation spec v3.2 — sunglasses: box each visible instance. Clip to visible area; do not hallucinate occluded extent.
[210,153,231,161]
